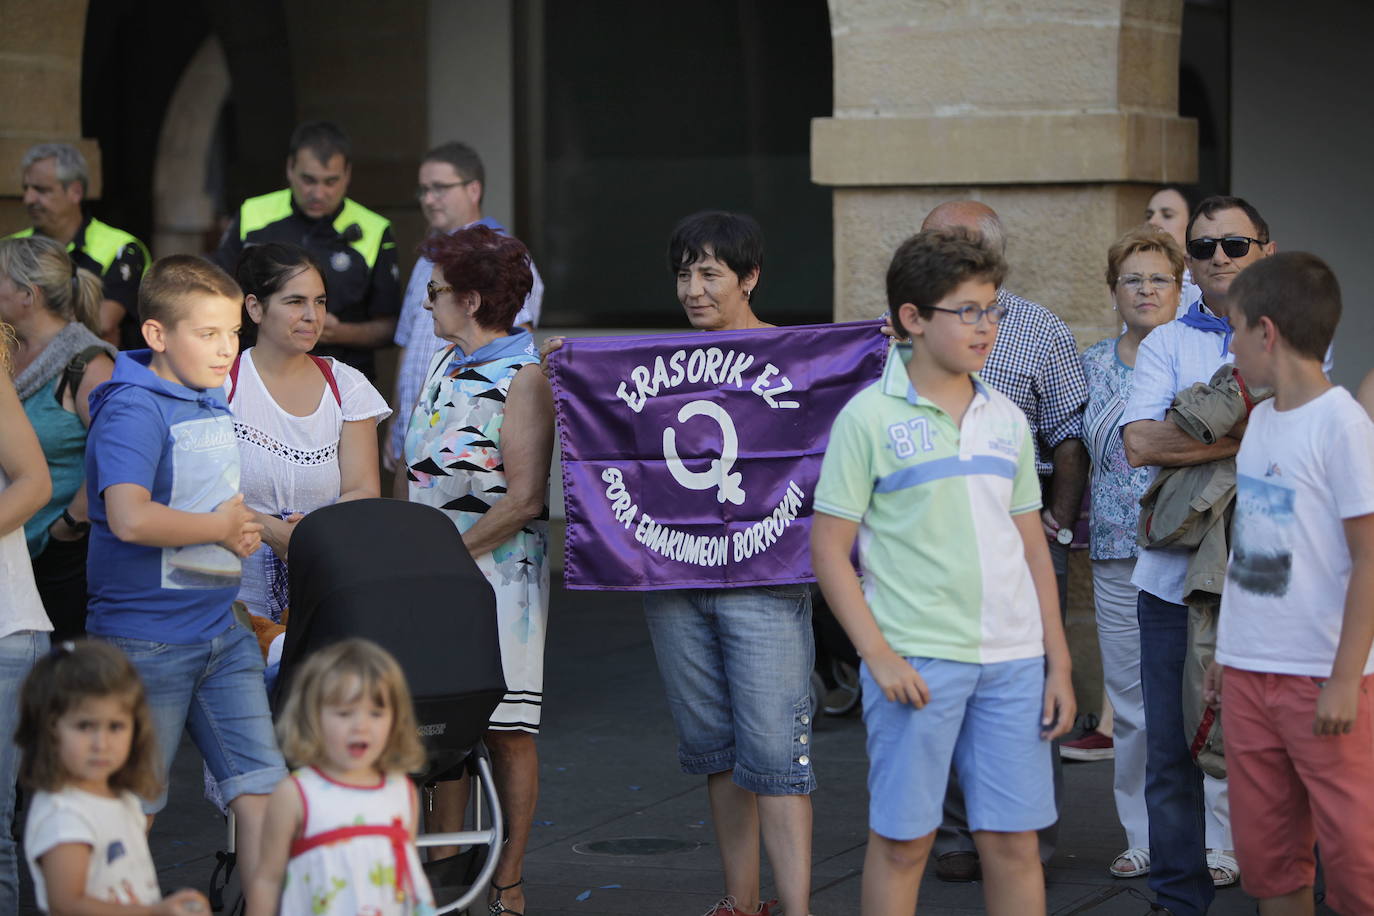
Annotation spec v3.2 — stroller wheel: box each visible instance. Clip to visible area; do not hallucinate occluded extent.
[822,660,862,716]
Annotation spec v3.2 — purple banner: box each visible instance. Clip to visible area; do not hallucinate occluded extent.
[548,321,888,590]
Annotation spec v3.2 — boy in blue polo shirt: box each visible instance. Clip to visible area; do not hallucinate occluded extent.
[84,255,281,881]
[812,228,1074,915]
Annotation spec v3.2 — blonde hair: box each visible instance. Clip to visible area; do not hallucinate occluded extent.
[276,639,428,774]
[1106,225,1186,288]
[1,322,15,375]
[0,236,103,334]
[16,640,163,800]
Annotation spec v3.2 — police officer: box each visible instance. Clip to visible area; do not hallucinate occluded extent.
[8,143,150,350]
[214,121,401,379]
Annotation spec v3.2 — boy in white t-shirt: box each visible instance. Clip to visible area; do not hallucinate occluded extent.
[1203,251,1374,914]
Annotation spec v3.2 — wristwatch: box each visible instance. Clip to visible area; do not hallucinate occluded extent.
[1055,526,1073,546]
[61,509,91,536]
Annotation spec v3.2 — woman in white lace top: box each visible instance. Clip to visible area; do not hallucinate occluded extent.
[226,244,390,622]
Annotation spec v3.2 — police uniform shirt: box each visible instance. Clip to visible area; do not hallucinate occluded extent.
[6,217,150,350]
[213,190,401,379]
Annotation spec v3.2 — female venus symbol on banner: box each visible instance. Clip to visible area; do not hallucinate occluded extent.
[662,400,746,505]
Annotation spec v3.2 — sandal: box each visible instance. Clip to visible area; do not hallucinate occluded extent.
[1206,849,1239,888]
[1109,846,1151,878]
[488,877,525,916]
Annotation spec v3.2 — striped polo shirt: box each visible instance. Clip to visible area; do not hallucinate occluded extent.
[815,343,1045,664]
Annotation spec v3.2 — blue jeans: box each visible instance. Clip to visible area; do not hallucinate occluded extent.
[102,623,286,813]
[642,584,816,795]
[1138,590,1213,915]
[0,629,49,916]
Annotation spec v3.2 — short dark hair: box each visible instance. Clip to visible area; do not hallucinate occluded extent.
[1186,195,1270,245]
[886,228,1008,326]
[235,242,325,306]
[419,225,532,330]
[1151,184,1206,218]
[139,255,242,327]
[667,211,764,293]
[17,640,163,799]
[289,120,352,166]
[1230,251,1341,361]
[425,141,485,198]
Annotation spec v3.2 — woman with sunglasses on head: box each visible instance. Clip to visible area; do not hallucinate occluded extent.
[228,243,390,626]
[0,236,113,642]
[401,225,551,916]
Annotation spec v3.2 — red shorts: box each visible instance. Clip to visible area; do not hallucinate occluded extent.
[1222,667,1374,909]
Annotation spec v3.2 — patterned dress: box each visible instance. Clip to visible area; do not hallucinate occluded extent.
[404,331,549,732]
[282,768,434,916]
[1082,336,1153,559]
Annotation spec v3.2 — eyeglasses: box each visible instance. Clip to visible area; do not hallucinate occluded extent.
[415,179,475,200]
[1116,274,1177,291]
[929,303,1006,325]
[426,281,454,302]
[1186,236,1266,260]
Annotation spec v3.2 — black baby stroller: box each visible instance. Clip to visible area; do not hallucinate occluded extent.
[210,498,507,915]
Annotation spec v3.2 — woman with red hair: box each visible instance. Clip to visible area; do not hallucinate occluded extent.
[401,225,552,916]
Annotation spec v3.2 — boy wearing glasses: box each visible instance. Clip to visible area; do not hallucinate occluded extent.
[1203,252,1374,914]
[1120,195,1279,915]
[812,229,1075,915]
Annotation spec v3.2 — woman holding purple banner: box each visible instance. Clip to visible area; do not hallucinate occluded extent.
[402,224,552,916]
[545,211,815,916]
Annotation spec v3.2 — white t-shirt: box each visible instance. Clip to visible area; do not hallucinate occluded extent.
[1218,387,1374,676]
[24,787,161,911]
[226,350,391,617]
[0,466,50,639]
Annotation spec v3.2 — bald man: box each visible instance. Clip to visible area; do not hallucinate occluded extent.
[917,202,1088,881]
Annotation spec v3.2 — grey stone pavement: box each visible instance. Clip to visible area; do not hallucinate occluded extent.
[18,584,1332,915]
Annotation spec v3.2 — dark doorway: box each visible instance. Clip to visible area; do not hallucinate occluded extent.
[520,1,834,327]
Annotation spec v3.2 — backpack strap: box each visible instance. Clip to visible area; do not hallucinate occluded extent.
[227,351,244,403]
[227,352,340,406]
[54,345,113,407]
[309,355,342,406]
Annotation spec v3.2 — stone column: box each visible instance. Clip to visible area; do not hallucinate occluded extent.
[813,0,1198,714]
[814,0,1196,345]
[0,0,100,232]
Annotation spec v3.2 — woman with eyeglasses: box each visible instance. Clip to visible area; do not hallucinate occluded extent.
[1144,184,1204,307]
[1080,226,1187,882]
[401,225,551,916]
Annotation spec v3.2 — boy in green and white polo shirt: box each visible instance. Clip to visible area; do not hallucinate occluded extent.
[812,228,1074,916]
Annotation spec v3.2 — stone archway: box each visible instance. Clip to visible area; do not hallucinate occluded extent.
[151,35,230,257]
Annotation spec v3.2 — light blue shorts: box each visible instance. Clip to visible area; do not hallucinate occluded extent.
[861,655,1055,840]
[642,584,816,796]
[102,622,287,813]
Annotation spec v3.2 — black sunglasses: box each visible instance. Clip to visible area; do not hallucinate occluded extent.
[1186,236,1266,260]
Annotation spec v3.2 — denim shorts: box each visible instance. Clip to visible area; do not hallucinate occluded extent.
[642,584,816,796]
[861,655,1054,840]
[102,622,286,813]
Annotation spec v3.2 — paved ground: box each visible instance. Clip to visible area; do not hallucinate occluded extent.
[18,585,1332,915]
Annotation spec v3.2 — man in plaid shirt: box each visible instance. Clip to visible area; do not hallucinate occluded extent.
[916,201,1089,882]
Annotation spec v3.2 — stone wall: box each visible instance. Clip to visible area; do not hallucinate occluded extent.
[815,0,1201,714]
[0,0,99,232]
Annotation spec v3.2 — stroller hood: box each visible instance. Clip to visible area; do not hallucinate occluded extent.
[280,498,507,771]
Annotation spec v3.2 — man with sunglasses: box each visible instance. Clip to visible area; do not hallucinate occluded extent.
[1120,195,1276,916]
[386,141,543,481]
[918,201,1089,884]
